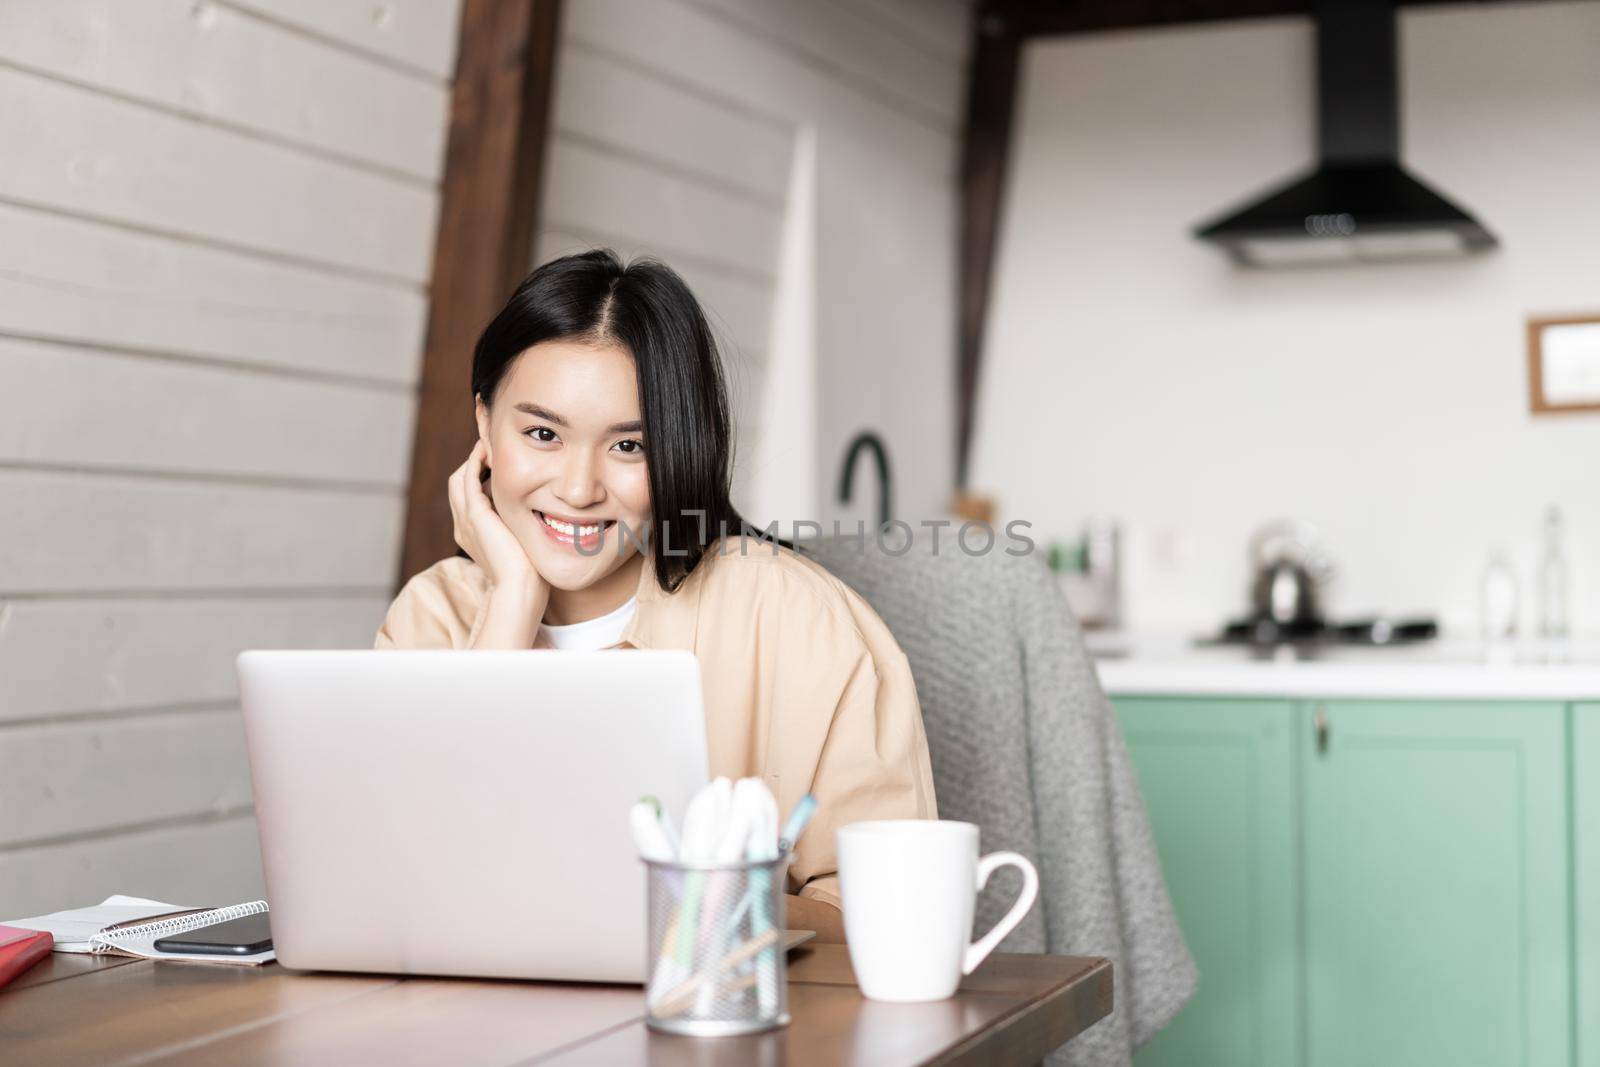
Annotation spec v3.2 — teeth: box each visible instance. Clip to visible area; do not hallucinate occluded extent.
[541,513,602,537]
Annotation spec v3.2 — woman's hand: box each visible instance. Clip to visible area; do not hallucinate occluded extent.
[450,441,549,649]
[449,441,539,593]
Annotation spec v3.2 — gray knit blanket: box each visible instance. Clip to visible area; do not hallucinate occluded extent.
[802,532,1196,1066]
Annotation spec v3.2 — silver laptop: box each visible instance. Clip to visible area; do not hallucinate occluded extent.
[236,649,708,982]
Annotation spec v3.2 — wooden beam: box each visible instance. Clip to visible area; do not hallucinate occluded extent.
[982,0,1555,38]
[398,0,563,586]
[956,21,1022,490]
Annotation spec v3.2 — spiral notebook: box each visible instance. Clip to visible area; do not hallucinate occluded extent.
[4,895,274,966]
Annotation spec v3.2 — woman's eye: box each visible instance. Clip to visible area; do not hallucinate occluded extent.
[523,426,558,444]
[613,438,645,456]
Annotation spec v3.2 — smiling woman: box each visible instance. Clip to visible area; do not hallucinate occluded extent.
[373,250,937,917]
[469,339,654,634]
[447,249,749,644]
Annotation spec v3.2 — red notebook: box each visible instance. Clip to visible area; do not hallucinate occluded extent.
[0,924,54,990]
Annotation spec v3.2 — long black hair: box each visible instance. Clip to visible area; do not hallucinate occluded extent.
[471,249,780,593]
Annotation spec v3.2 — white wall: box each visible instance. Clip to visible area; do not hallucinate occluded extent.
[533,0,970,530]
[973,1,1600,632]
[0,0,457,915]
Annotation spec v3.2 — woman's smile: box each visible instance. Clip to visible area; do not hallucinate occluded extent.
[534,509,614,550]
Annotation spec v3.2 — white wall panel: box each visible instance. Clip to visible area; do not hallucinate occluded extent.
[0,0,449,179]
[0,203,426,385]
[0,711,253,847]
[0,0,454,916]
[0,338,415,486]
[227,0,463,80]
[553,43,791,201]
[0,65,438,281]
[0,816,265,918]
[542,135,782,279]
[0,597,389,722]
[562,0,956,179]
[0,471,402,593]
[852,0,971,63]
[689,0,964,128]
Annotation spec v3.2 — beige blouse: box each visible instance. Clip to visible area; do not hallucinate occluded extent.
[374,536,938,906]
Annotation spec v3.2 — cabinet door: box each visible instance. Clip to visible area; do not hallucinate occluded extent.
[1576,703,1600,1067]
[1115,697,1300,1067]
[1303,700,1569,1067]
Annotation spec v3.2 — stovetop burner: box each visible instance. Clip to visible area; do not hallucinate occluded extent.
[1214,616,1438,648]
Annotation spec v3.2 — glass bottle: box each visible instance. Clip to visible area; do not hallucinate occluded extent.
[1480,547,1519,643]
[1538,506,1570,639]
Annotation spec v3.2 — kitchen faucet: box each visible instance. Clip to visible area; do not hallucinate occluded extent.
[838,431,892,530]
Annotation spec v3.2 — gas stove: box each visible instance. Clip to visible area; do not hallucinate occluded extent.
[1212,616,1439,648]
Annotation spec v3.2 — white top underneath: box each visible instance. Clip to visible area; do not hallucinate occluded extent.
[539,596,638,651]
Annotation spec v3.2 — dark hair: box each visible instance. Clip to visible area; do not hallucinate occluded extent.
[471,249,780,593]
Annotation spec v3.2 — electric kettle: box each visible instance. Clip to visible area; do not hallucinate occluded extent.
[1248,519,1335,626]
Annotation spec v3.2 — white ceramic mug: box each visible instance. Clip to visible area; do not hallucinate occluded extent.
[836,819,1039,1002]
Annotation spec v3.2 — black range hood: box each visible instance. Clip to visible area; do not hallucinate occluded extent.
[1194,0,1497,267]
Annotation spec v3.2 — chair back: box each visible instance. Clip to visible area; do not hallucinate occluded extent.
[801,532,1056,949]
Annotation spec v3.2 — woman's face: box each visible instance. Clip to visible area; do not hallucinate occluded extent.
[475,340,652,592]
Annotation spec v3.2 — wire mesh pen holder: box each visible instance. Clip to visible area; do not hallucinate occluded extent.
[643,854,791,1036]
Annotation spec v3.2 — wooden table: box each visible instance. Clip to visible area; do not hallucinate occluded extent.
[1,945,1111,1065]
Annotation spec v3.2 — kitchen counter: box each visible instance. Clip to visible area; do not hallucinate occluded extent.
[1089,630,1600,700]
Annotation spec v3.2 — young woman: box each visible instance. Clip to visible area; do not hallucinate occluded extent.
[375,250,936,937]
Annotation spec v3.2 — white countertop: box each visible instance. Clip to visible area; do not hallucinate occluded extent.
[1089,630,1600,701]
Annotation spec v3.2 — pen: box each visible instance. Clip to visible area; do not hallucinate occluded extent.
[674,778,729,969]
[657,805,682,856]
[777,793,817,855]
[636,794,683,856]
[743,784,781,1017]
[630,798,677,862]
[694,778,762,1015]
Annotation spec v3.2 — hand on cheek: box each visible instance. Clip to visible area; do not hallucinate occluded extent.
[448,440,540,592]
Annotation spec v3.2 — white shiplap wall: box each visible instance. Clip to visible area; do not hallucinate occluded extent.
[0,0,458,915]
[535,0,970,528]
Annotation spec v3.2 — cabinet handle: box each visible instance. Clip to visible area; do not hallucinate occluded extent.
[1314,706,1329,755]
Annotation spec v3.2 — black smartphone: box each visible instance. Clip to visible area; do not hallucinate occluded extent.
[153,913,273,956]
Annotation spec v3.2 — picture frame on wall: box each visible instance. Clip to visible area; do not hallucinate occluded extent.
[1528,314,1600,415]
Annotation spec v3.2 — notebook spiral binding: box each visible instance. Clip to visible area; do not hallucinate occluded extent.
[88,900,269,954]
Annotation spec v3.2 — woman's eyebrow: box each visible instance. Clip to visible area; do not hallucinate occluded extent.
[514,402,640,435]
[513,402,567,425]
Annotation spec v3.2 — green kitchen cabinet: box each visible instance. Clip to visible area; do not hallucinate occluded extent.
[1116,697,1301,1067]
[1301,700,1569,1067]
[1576,703,1600,1067]
[1117,696,1573,1067]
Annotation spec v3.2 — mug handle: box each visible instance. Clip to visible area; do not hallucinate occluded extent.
[961,851,1040,976]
